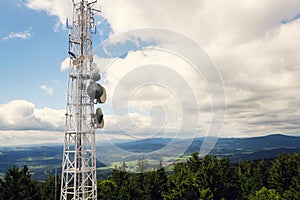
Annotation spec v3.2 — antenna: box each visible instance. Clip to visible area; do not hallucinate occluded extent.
[60,1,104,199]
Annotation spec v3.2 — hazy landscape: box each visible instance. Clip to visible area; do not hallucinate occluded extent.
[1,134,299,180]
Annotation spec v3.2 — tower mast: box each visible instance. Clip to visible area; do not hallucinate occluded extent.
[60,1,103,199]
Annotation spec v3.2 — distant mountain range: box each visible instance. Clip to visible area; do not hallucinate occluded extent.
[115,134,300,151]
[0,134,299,180]
[109,134,300,161]
[187,134,300,162]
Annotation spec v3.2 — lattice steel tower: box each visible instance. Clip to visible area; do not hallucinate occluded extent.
[60,1,105,200]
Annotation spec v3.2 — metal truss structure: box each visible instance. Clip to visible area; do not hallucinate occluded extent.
[60,1,102,199]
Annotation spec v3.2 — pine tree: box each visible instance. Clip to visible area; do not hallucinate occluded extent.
[286,153,300,199]
[0,165,41,200]
[144,168,168,200]
[215,157,239,200]
[41,174,60,200]
[253,159,269,191]
[163,162,199,200]
[137,157,148,173]
[268,153,295,193]
[97,180,118,200]
[111,168,128,188]
[238,161,256,197]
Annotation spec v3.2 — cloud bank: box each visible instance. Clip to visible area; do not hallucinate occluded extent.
[13,0,300,145]
[0,100,64,131]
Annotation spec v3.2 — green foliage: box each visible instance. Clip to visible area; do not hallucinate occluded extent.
[254,159,269,190]
[97,180,118,200]
[269,153,294,192]
[249,187,280,200]
[0,165,41,200]
[238,160,256,197]
[41,174,60,200]
[144,168,168,200]
[1,152,300,199]
[199,188,214,200]
[282,189,298,200]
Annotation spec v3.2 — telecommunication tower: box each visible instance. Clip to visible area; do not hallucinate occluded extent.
[60,1,105,199]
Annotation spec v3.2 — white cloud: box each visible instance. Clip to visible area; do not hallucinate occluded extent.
[53,21,61,32]
[25,0,72,30]
[94,23,300,139]
[0,100,65,131]
[103,0,300,136]
[94,48,220,139]
[24,0,300,138]
[40,84,54,95]
[0,130,63,146]
[101,0,300,44]
[24,0,300,46]
[60,57,70,71]
[2,27,32,40]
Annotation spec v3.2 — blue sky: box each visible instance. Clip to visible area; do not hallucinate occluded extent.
[0,0,68,109]
[0,0,300,146]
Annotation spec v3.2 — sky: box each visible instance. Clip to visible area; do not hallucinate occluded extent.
[0,0,300,146]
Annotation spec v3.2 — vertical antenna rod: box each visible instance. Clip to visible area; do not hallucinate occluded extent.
[60,1,102,199]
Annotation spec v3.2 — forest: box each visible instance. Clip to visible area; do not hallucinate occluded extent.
[0,152,299,200]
